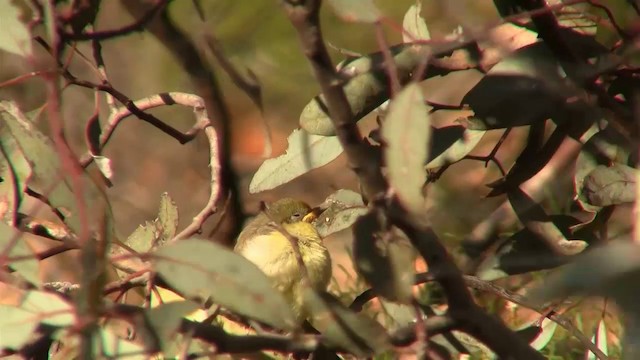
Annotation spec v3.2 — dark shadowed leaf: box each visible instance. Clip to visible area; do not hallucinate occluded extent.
[0,223,41,285]
[353,211,415,303]
[304,289,391,356]
[249,129,343,193]
[327,0,382,23]
[462,43,575,130]
[508,188,588,256]
[145,300,200,353]
[313,189,367,237]
[425,126,485,169]
[382,83,430,214]
[475,215,591,280]
[153,238,296,330]
[402,1,430,42]
[581,164,637,206]
[156,192,179,245]
[0,290,74,350]
[0,1,32,57]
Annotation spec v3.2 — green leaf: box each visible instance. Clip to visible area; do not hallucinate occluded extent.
[92,155,113,181]
[581,164,637,206]
[0,101,95,236]
[0,223,41,285]
[381,83,430,214]
[587,319,608,360]
[249,129,343,194]
[145,300,200,353]
[152,238,296,330]
[156,192,179,245]
[353,211,415,303]
[402,1,430,42]
[313,189,367,237]
[304,289,391,356]
[0,121,32,226]
[0,1,33,57]
[425,126,485,169]
[326,0,382,23]
[0,291,74,350]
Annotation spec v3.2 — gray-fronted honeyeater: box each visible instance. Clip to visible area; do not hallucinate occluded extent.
[234,198,332,324]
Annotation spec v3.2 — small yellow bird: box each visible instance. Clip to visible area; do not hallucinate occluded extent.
[234,198,332,324]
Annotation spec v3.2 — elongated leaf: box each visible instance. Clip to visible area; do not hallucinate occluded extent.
[313,189,367,237]
[0,223,41,285]
[1,101,86,235]
[249,129,343,193]
[157,192,179,245]
[425,126,485,169]
[353,211,415,303]
[462,43,576,130]
[587,320,608,360]
[0,1,32,57]
[382,83,430,214]
[402,1,430,42]
[305,289,391,356]
[152,238,296,330]
[582,164,637,206]
[327,0,382,23]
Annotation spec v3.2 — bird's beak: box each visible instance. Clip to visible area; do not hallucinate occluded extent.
[302,207,322,223]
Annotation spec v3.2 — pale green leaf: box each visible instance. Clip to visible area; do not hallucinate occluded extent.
[402,1,430,42]
[381,83,430,214]
[249,129,343,193]
[156,192,179,245]
[146,300,200,353]
[152,238,297,330]
[582,164,637,206]
[0,121,32,226]
[0,1,33,57]
[425,126,485,169]
[529,318,558,351]
[313,189,367,237]
[587,320,608,360]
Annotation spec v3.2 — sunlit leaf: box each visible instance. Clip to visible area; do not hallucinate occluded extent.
[529,318,558,351]
[402,1,430,42]
[300,44,428,136]
[304,289,391,356]
[95,328,147,360]
[327,0,382,23]
[353,211,415,303]
[382,83,430,214]
[581,164,637,206]
[587,319,608,360]
[152,238,296,330]
[313,189,367,237]
[150,287,209,322]
[249,129,343,193]
[0,1,33,57]
[93,155,113,181]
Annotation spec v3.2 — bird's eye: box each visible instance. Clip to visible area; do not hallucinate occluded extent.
[291,212,302,220]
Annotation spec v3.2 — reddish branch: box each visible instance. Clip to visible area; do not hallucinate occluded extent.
[280,0,543,359]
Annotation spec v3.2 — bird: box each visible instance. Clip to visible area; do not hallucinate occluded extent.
[234,198,332,324]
